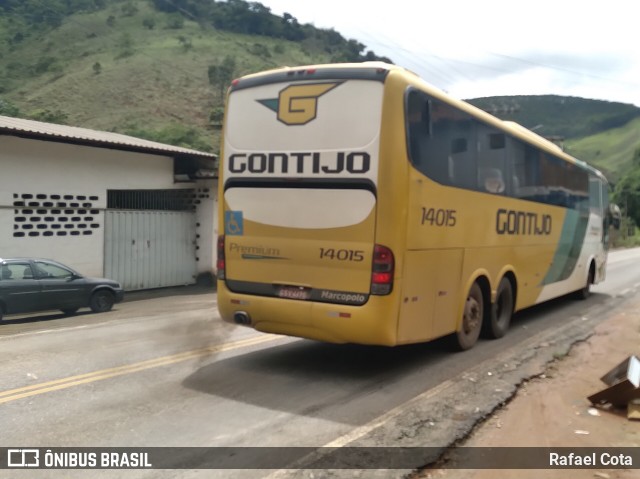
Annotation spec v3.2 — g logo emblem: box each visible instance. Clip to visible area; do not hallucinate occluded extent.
[258,82,342,126]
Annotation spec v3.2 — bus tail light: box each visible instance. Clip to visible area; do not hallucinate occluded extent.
[371,244,394,295]
[216,235,225,280]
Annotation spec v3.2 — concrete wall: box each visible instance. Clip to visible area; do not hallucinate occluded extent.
[0,136,216,281]
[193,179,218,279]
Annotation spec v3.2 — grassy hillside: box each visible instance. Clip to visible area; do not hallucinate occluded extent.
[0,0,385,153]
[1,0,640,182]
[565,117,640,182]
[467,95,640,141]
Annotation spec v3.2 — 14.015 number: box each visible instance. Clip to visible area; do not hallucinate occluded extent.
[421,208,457,227]
[320,248,365,262]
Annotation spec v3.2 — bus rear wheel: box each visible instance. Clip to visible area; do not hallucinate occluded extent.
[575,264,595,300]
[454,282,484,351]
[483,277,513,339]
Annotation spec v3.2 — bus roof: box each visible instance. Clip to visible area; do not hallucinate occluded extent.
[231,62,607,183]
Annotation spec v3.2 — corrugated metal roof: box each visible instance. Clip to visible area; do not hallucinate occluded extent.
[0,115,216,159]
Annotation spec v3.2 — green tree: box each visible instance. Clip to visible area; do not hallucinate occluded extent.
[165,13,184,29]
[613,168,640,227]
[116,33,134,58]
[123,123,212,152]
[249,43,270,58]
[34,56,60,75]
[633,147,640,168]
[0,98,20,117]
[142,17,156,30]
[208,56,236,101]
[30,108,69,124]
[209,107,224,125]
[121,2,138,17]
[177,35,192,51]
[10,31,26,45]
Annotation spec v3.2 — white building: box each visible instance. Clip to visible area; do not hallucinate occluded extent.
[0,115,218,291]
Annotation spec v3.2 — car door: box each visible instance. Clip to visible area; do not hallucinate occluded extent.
[33,260,86,310]
[0,261,43,314]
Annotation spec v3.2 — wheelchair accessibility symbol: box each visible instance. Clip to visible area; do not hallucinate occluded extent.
[225,211,244,236]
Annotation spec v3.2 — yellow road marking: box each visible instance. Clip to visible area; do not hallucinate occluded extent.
[0,334,278,405]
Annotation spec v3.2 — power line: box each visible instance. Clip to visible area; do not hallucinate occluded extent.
[485,51,640,88]
[333,21,640,95]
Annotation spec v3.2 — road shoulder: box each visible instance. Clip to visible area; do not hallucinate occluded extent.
[421,295,640,479]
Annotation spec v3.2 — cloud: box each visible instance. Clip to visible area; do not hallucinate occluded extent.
[259,0,640,106]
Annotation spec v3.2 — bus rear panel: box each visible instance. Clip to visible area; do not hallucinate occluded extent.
[218,66,400,345]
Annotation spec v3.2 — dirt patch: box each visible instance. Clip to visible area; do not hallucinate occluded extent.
[420,299,640,479]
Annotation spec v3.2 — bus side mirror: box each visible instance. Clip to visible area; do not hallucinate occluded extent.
[609,203,621,230]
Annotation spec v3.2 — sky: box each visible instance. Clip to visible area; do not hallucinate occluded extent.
[258,0,640,107]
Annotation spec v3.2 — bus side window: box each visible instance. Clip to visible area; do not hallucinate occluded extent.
[407,92,452,185]
[445,117,475,189]
[406,91,477,188]
[507,138,525,197]
[479,167,505,194]
[406,93,431,170]
[476,126,506,194]
[449,136,470,186]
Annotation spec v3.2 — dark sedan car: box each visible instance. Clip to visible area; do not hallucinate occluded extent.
[0,258,124,321]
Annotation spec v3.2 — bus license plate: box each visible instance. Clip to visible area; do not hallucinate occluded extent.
[277,286,310,300]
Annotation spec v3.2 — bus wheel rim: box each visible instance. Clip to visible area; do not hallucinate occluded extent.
[464,296,481,333]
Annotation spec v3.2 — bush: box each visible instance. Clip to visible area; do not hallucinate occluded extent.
[34,56,60,75]
[29,109,69,124]
[122,123,212,152]
[0,98,20,117]
[165,13,184,29]
[613,168,640,227]
[249,43,271,58]
[209,107,224,125]
[121,2,138,17]
[142,17,156,30]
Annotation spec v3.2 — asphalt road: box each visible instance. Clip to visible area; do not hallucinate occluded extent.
[1,247,640,478]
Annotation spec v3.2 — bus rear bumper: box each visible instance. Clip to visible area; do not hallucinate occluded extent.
[217,283,398,346]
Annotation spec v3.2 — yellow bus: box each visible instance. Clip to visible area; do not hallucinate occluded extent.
[216,62,613,350]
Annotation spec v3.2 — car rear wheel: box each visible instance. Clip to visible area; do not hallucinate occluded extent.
[0,304,4,322]
[90,290,115,313]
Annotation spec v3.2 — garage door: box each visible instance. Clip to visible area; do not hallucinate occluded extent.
[104,210,197,290]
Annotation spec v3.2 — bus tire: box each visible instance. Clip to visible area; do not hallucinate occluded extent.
[454,282,484,351]
[483,277,513,339]
[575,263,595,300]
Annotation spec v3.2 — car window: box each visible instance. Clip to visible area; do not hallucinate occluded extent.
[1,262,35,280]
[34,261,75,279]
